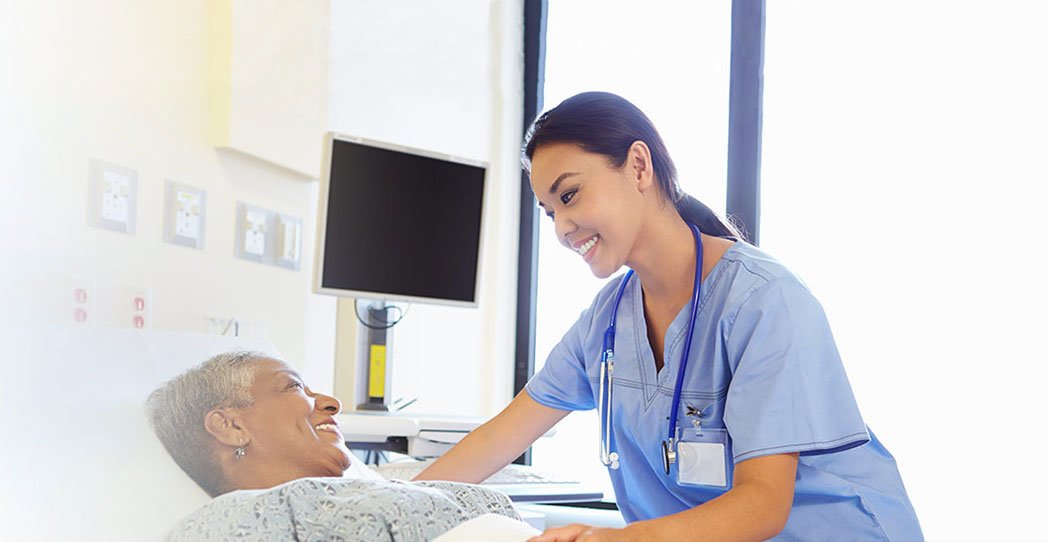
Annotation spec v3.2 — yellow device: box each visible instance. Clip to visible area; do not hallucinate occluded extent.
[368,344,386,398]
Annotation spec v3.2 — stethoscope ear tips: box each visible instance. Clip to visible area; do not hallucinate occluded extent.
[609,452,620,470]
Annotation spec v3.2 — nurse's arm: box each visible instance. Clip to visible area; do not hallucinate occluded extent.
[631,452,799,541]
[413,391,569,483]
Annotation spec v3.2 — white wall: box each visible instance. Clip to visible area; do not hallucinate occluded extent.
[0,0,523,408]
[328,0,524,417]
[0,1,336,389]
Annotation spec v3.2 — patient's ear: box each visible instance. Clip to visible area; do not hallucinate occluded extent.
[204,408,250,447]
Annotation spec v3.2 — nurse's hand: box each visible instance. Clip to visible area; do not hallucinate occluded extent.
[527,523,637,542]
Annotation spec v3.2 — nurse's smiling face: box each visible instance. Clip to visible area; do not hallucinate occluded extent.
[530,142,651,278]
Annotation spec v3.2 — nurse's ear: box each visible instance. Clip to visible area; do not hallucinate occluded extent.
[625,140,656,194]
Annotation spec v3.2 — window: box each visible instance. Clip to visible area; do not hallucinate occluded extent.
[760,2,1047,539]
[529,0,733,501]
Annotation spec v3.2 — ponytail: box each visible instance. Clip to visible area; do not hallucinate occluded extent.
[673,193,746,242]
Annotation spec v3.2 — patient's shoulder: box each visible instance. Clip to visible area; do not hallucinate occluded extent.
[168,477,521,541]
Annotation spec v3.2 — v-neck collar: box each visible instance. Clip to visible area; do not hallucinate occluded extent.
[625,241,741,406]
[628,279,688,405]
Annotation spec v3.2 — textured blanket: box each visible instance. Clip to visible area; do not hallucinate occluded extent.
[169,477,522,541]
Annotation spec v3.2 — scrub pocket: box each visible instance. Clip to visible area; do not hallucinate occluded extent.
[676,428,734,489]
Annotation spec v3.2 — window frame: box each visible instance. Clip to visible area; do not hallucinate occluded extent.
[511,0,766,460]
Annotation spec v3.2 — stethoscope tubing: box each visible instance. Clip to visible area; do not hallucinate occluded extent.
[598,223,704,472]
[599,268,634,468]
[667,224,704,444]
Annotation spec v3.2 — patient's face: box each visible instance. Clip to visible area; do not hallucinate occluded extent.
[237,358,352,483]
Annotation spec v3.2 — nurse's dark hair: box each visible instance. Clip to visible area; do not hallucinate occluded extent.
[522,91,745,241]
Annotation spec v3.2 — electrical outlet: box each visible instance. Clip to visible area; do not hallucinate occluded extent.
[101,170,130,222]
[67,275,96,325]
[235,202,273,263]
[125,285,152,329]
[164,180,206,248]
[88,158,137,234]
[175,192,201,238]
[275,214,302,270]
[244,211,267,255]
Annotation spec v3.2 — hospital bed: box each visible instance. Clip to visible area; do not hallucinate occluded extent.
[0,327,622,540]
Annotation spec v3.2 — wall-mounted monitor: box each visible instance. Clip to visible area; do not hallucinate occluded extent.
[314,133,487,307]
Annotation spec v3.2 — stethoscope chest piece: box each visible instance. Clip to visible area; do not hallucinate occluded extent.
[662,439,676,475]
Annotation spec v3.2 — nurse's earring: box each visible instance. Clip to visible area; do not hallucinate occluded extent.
[234,438,246,460]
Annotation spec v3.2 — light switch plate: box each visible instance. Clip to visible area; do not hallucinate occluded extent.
[163,180,206,249]
[274,213,302,270]
[88,158,138,234]
[235,202,273,263]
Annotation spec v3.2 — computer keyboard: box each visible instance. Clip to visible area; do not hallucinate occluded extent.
[485,464,579,485]
[373,460,579,485]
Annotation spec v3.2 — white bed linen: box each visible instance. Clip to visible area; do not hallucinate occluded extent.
[433,513,542,542]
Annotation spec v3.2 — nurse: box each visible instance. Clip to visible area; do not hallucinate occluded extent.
[417,92,922,541]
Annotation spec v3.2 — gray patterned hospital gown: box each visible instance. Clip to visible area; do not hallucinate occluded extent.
[169,477,522,541]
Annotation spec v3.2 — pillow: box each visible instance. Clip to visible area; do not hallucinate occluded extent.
[345,455,387,482]
[0,327,281,541]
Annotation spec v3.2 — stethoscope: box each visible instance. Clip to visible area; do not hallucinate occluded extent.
[599,223,703,476]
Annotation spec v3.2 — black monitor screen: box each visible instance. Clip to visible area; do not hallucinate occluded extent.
[318,138,486,305]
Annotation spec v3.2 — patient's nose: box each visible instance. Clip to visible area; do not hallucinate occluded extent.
[315,393,342,415]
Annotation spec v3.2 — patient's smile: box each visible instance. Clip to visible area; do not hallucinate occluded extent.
[315,421,341,437]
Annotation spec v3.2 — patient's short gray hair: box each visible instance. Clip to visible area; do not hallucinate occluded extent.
[146,351,268,497]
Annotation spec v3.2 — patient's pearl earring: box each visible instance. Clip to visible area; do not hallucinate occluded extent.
[234,440,246,460]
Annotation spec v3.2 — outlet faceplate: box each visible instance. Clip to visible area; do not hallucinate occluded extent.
[164,180,206,249]
[235,202,273,263]
[274,213,302,270]
[88,159,138,234]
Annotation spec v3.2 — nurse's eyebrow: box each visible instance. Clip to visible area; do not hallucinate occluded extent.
[548,172,580,195]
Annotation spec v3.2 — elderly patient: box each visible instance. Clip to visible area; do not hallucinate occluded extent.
[147,351,522,541]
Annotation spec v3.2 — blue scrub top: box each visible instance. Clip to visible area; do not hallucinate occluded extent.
[526,242,922,541]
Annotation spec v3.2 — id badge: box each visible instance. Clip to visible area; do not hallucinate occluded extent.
[676,428,733,489]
